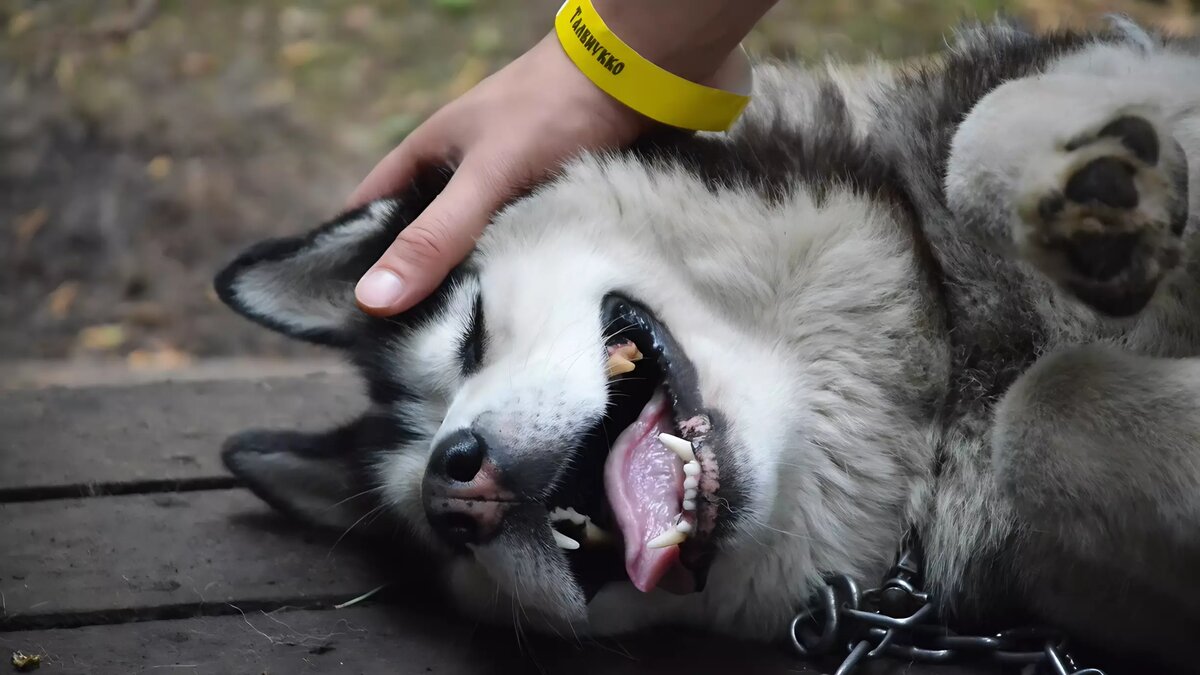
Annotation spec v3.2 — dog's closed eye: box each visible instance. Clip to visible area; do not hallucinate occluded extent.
[459,291,486,375]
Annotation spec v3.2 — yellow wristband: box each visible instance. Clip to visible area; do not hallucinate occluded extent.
[554,0,752,132]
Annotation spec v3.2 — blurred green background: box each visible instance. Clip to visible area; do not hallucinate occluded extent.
[1,0,1196,370]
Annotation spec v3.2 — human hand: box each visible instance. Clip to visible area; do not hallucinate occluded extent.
[349,33,651,316]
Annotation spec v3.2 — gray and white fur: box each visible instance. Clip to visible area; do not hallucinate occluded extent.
[213,18,1200,671]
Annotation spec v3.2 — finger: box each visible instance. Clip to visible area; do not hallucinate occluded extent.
[345,128,448,209]
[355,153,514,315]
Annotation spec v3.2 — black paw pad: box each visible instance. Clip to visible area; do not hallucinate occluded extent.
[1062,231,1139,282]
[1097,115,1159,165]
[1064,157,1138,209]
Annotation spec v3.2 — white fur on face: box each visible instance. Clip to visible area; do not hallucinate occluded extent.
[360,143,936,636]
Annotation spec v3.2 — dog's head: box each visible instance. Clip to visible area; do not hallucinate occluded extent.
[215,146,926,637]
[213,162,780,633]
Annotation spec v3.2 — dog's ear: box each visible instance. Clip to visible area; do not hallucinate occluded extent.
[213,172,450,347]
[222,420,386,534]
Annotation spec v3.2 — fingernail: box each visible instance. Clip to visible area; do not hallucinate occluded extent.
[356,269,405,309]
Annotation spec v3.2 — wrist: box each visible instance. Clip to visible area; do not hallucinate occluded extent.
[552,1,753,132]
[591,0,775,83]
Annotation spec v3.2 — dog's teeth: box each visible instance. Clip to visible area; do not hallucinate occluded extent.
[684,487,697,501]
[647,528,687,549]
[585,521,612,544]
[683,461,700,477]
[676,519,694,534]
[658,433,696,462]
[683,476,699,490]
[683,499,696,511]
[549,507,588,525]
[553,530,581,550]
[608,341,643,361]
[606,354,637,378]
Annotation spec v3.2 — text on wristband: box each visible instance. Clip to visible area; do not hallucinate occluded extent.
[567,5,626,75]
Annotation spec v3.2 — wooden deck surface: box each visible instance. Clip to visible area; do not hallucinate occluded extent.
[0,366,996,674]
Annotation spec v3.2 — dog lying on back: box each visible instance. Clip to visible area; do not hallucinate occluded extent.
[215,18,1200,669]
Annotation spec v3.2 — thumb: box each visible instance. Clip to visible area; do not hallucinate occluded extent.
[355,156,512,315]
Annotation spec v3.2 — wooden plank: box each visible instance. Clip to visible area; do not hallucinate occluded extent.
[0,358,349,391]
[0,490,386,626]
[0,605,814,675]
[0,604,1003,675]
[0,373,365,498]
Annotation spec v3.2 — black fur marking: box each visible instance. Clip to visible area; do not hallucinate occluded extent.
[631,81,912,216]
[351,265,473,406]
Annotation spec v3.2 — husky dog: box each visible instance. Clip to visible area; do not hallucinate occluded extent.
[215,18,1200,669]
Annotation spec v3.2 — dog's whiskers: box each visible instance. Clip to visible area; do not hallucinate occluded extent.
[326,502,388,559]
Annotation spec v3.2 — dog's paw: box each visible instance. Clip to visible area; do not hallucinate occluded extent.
[1014,112,1189,316]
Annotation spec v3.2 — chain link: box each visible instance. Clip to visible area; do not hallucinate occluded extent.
[789,543,1106,675]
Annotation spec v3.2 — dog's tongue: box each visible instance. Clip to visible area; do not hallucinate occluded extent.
[603,390,689,593]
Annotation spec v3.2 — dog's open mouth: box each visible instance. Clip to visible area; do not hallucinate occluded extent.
[543,295,722,600]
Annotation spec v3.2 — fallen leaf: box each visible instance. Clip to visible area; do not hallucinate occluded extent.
[280,40,322,69]
[54,55,77,89]
[127,346,193,371]
[8,11,34,37]
[10,650,41,672]
[445,56,488,98]
[47,282,80,319]
[13,207,48,251]
[146,155,172,180]
[78,324,127,351]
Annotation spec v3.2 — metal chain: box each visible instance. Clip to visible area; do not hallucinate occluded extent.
[789,544,1106,675]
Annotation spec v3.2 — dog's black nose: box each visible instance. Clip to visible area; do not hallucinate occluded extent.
[429,429,487,483]
[423,429,512,548]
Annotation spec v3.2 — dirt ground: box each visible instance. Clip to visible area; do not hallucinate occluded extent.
[2,0,1197,369]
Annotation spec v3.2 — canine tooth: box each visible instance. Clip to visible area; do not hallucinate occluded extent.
[676,519,694,534]
[606,354,637,378]
[608,341,643,361]
[647,528,687,549]
[683,461,700,477]
[553,530,581,550]
[658,433,696,462]
[684,488,697,501]
[683,476,699,490]
[683,499,697,511]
